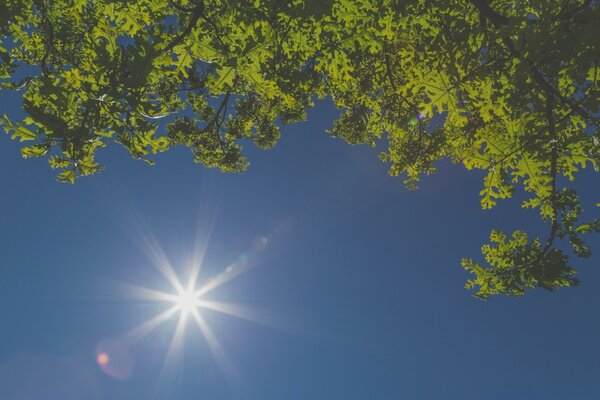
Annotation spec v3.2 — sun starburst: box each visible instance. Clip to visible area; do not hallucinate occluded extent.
[117,255,241,386]
[98,216,302,389]
[106,220,276,387]
[174,288,199,315]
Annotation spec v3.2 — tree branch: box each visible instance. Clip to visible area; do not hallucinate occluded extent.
[196,89,232,139]
[469,0,509,28]
[468,0,598,126]
[540,95,559,257]
[509,96,560,273]
[384,53,427,165]
[383,54,420,117]
[163,2,204,54]
[557,0,592,21]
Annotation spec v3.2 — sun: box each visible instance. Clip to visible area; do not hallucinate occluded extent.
[117,250,245,383]
[174,289,199,315]
[111,224,283,387]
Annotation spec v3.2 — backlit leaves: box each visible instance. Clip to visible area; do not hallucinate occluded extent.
[1,0,599,298]
[463,230,580,300]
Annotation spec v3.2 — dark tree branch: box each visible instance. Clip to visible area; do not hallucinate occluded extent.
[558,0,592,20]
[163,2,205,54]
[510,96,560,273]
[468,0,598,125]
[540,95,559,257]
[169,0,197,13]
[502,37,596,123]
[36,1,54,75]
[383,54,420,117]
[384,53,427,165]
[194,88,233,148]
[469,0,509,28]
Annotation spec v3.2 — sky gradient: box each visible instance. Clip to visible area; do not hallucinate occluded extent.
[1,98,600,400]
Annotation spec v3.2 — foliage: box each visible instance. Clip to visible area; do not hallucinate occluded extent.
[1,0,599,298]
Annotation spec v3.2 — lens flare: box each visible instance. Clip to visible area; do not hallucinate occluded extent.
[96,353,109,366]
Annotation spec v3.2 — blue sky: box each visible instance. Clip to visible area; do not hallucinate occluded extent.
[1,97,600,400]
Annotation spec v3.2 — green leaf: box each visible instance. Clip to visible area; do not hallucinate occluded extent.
[57,170,76,184]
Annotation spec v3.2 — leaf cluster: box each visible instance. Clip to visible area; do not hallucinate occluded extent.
[1,0,599,298]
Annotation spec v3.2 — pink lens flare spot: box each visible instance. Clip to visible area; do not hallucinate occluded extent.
[96,353,110,366]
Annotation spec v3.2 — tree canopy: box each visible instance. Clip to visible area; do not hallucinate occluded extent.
[1,0,599,299]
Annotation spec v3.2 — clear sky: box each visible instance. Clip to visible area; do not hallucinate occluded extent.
[1,95,600,400]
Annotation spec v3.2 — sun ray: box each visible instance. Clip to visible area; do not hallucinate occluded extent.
[190,308,240,387]
[123,306,180,344]
[155,310,190,392]
[118,283,180,303]
[186,264,201,293]
[194,256,257,298]
[135,229,186,294]
[187,180,225,289]
[197,300,315,336]
[186,224,211,293]
[165,311,189,366]
[148,248,185,295]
